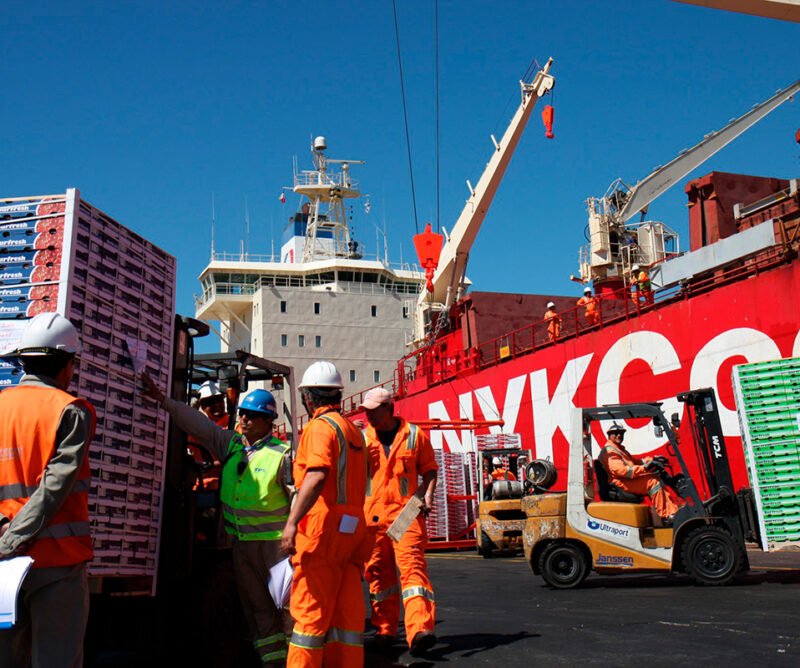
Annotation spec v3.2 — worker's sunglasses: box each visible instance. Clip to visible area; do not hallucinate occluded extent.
[239,409,262,420]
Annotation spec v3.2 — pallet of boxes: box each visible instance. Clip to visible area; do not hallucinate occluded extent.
[0,189,176,593]
[733,356,800,549]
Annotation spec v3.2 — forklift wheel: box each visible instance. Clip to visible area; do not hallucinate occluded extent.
[538,542,589,589]
[479,531,495,559]
[682,525,742,586]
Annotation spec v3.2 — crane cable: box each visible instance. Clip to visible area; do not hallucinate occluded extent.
[392,0,420,235]
[435,0,440,234]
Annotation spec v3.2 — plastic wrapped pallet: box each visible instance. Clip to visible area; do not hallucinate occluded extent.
[733,356,800,550]
[0,190,175,593]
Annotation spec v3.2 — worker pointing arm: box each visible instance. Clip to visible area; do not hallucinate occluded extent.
[140,372,292,666]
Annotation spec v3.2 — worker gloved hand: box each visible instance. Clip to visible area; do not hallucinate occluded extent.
[138,372,165,403]
[646,458,666,473]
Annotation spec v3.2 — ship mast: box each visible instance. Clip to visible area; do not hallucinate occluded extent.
[293,136,365,262]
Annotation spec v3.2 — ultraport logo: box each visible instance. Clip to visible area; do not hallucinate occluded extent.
[587,519,630,539]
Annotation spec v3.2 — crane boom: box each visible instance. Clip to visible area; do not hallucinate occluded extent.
[414,58,555,343]
[617,78,800,224]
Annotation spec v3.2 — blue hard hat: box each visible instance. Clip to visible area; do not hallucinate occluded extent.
[239,389,278,418]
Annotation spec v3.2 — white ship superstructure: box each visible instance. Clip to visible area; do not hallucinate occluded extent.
[195,137,424,406]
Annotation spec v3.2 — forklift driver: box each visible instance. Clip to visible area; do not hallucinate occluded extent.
[490,457,517,482]
[598,423,680,523]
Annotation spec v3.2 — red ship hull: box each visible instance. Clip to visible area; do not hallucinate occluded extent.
[393,255,800,491]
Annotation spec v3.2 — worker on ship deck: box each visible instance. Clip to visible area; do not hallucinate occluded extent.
[544,302,561,342]
[577,287,599,327]
[598,423,679,523]
[361,387,438,658]
[630,264,654,306]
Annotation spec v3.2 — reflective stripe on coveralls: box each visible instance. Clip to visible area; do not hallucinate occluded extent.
[317,414,349,504]
[402,585,436,603]
[369,584,400,603]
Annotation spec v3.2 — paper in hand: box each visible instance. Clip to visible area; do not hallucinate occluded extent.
[268,557,293,609]
[387,496,423,542]
[122,338,148,374]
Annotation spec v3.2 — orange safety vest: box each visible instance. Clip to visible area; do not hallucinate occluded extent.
[0,385,95,568]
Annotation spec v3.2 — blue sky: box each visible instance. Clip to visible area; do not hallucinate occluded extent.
[3,1,799,352]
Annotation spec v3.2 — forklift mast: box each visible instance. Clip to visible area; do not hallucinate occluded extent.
[677,389,736,499]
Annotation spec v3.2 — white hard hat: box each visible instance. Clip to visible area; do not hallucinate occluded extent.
[547,301,555,309]
[492,457,502,466]
[632,264,640,272]
[299,360,344,389]
[198,380,223,400]
[584,287,592,294]
[7,312,81,357]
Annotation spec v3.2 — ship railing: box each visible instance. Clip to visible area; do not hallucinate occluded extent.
[293,171,360,191]
[391,281,668,395]
[207,249,423,275]
[195,277,421,311]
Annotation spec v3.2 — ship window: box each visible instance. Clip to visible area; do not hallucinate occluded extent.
[402,305,409,318]
[298,335,305,348]
[373,370,380,383]
[350,370,356,382]
[371,305,377,317]
[314,302,320,315]
[315,335,321,348]
[280,300,287,313]
[280,334,287,347]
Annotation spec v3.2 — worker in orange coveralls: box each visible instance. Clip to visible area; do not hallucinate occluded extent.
[631,264,654,306]
[490,456,516,481]
[599,423,679,522]
[186,380,229,491]
[576,286,599,326]
[544,301,561,342]
[281,361,373,668]
[361,388,438,657]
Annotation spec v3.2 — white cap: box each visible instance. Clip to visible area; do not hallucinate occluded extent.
[299,360,344,389]
[4,312,81,357]
[359,387,393,410]
[492,457,502,466]
[547,301,555,309]
[584,287,592,294]
[198,380,223,400]
[632,264,640,272]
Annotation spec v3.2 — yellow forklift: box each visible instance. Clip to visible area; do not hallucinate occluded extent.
[522,389,761,587]
[475,443,557,558]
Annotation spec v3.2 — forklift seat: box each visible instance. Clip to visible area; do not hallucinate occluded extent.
[593,460,644,504]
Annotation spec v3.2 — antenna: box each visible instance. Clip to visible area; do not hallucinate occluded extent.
[244,195,250,259]
[211,192,216,260]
